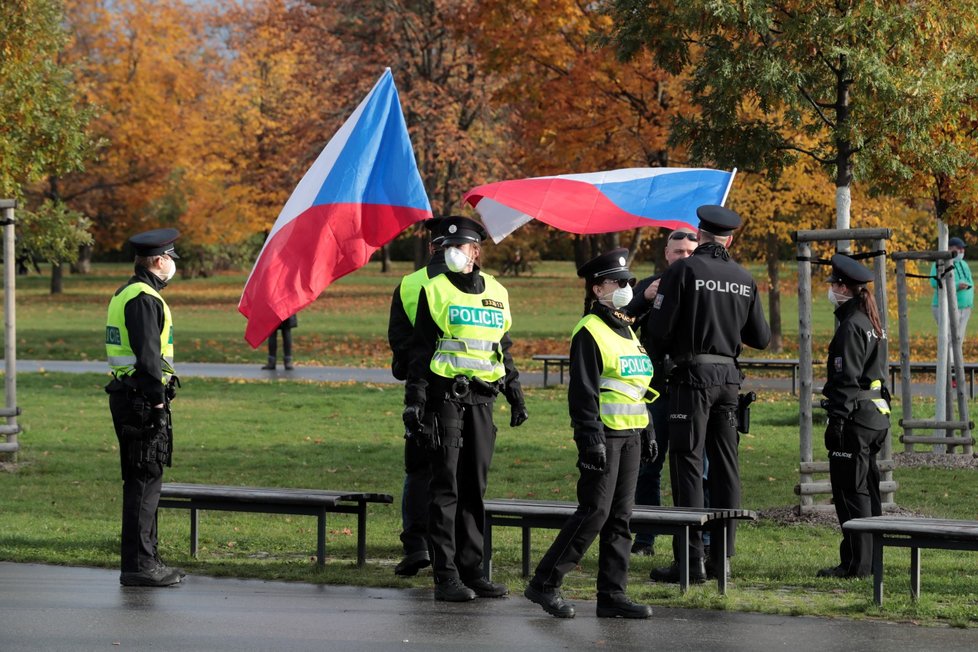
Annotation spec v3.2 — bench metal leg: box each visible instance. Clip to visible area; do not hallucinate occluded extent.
[317,510,326,567]
[356,502,367,567]
[792,367,797,396]
[559,363,566,385]
[714,524,729,596]
[872,535,884,606]
[542,363,550,388]
[678,527,690,594]
[522,527,531,578]
[483,522,493,580]
[910,546,920,602]
[190,508,199,559]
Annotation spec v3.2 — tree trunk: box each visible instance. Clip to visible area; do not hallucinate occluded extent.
[380,244,391,273]
[765,231,783,353]
[50,262,63,294]
[71,243,92,274]
[626,228,643,265]
[413,232,426,271]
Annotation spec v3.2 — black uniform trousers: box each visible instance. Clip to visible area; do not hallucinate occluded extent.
[426,399,496,582]
[668,382,740,560]
[829,421,888,576]
[108,389,163,573]
[532,435,640,597]
[400,438,431,555]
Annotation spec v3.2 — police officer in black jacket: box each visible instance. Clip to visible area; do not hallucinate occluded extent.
[818,254,890,579]
[648,206,771,583]
[104,228,184,587]
[387,218,449,577]
[403,216,528,602]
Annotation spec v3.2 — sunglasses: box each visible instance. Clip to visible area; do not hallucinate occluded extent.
[669,232,698,242]
[601,277,637,288]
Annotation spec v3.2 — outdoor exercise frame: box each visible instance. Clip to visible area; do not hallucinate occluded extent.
[0,199,20,457]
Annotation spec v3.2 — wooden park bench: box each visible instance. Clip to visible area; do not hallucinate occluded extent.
[482,498,757,594]
[532,354,571,387]
[843,516,978,606]
[887,361,978,399]
[158,483,393,567]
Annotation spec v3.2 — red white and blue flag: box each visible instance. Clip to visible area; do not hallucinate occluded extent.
[463,167,735,243]
[239,69,432,347]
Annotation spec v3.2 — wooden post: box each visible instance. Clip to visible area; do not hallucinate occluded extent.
[873,239,894,506]
[0,199,18,458]
[797,241,814,512]
[945,266,973,455]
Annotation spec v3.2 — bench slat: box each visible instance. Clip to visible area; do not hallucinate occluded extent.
[844,516,978,539]
[161,482,392,505]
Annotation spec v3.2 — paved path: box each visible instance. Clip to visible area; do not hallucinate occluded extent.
[2,562,974,652]
[7,359,889,395]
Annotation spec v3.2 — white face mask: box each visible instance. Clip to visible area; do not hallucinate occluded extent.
[444,246,471,273]
[827,286,849,307]
[600,284,633,309]
[954,251,964,261]
[159,257,176,282]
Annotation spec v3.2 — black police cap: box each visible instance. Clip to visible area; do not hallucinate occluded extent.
[949,236,966,248]
[129,228,180,258]
[577,248,634,282]
[827,253,873,285]
[696,205,741,236]
[425,215,487,246]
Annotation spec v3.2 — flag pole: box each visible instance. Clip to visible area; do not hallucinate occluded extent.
[719,168,737,206]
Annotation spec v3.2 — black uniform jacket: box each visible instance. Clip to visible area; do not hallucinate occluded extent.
[404,266,523,408]
[822,298,890,430]
[625,273,671,394]
[114,267,169,405]
[648,243,771,386]
[387,250,447,381]
[570,303,642,447]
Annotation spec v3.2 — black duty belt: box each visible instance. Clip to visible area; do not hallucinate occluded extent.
[691,354,736,365]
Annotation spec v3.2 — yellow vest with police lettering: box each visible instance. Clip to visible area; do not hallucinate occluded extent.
[105,282,174,382]
[425,273,511,382]
[573,314,653,431]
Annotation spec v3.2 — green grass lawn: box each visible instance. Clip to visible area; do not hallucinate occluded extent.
[2,372,977,626]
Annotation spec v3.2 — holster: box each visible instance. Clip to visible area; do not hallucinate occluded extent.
[123,390,173,468]
[736,391,756,434]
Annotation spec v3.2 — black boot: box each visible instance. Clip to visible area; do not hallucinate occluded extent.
[523,583,575,618]
[120,563,182,587]
[261,356,276,370]
[464,577,509,598]
[705,556,731,580]
[434,577,476,602]
[283,356,294,370]
[649,559,706,584]
[596,593,652,619]
[394,550,431,577]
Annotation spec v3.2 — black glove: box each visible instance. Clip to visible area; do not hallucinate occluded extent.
[148,407,168,436]
[165,375,181,402]
[824,417,845,451]
[402,404,424,439]
[640,429,658,464]
[510,404,529,428]
[577,442,607,473]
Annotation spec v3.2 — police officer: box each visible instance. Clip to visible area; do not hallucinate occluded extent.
[626,227,698,556]
[402,216,528,602]
[386,218,449,577]
[524,249,655,620]
[818,254,890,579]
[648,206,770,583]
[104,228,183,587]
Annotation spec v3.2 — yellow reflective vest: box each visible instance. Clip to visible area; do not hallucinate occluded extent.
[105,282,174,383]
[424,273,510,382]
[400,266,433,327]
[573,314,654,431]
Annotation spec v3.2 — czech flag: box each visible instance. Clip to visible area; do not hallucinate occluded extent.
[463,167,735,243]
[239,69,432,348]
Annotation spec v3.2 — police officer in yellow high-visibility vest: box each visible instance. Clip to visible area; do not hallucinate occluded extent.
[524,249,656,620]
[818,254,891,579]
[386,218,450,577]
[402,216,528,602]
[105,228,183,588]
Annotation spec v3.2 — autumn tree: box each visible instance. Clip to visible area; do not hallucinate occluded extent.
[609,0,978,240]
[465,0,696,268]
[58,0,218,259]
[1,0,95,286]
